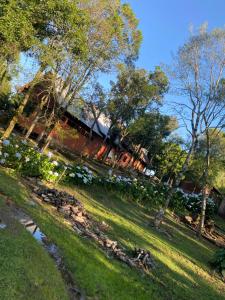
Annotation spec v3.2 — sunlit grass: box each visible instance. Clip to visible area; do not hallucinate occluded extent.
[0,167,225,300]
[0,194,68,300]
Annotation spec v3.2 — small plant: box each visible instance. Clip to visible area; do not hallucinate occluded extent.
[211,249,225,279]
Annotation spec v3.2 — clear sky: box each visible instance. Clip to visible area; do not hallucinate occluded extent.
[127,0,225,70]
[124,0,225,138]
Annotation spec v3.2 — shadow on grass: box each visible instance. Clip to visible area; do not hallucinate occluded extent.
[71,185,225,298]
[0,167,225,300]
[76,186,215,257]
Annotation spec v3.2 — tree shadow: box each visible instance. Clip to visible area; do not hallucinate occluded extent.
[71,185,225,299]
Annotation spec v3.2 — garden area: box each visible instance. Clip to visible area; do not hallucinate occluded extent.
[0,134,225,299]
[0,1,225,299]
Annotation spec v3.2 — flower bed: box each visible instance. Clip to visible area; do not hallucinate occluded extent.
[0,137,216,218]
[173,188,216,218]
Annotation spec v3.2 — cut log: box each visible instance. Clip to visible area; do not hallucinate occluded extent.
[72,215,86,225]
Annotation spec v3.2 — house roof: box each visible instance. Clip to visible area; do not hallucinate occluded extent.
[19,77,112,138]
[67,105,111,138]
[19,77,149,163]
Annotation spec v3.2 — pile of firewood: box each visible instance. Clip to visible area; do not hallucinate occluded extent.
[131,248,156,270]
[36,188,91,227]
[33,187,156,272]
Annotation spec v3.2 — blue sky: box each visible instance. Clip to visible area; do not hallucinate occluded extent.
[123,0,225,138]
[127,0,225,70]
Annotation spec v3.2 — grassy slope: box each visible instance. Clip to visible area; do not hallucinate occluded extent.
[0,194,68,299]
[0,168,225,300]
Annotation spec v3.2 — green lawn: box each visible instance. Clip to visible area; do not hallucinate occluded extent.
[0,192,68,299]
[0,167,225,300]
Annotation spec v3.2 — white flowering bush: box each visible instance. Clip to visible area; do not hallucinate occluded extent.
[66,165,95,185]
[0,138,97,184]
[0,139,24,169]
[170,187,217,217]
[97,174,162,206]
[0,138,64,182]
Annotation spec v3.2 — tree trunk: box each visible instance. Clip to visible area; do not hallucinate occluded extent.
[112,151,123,169]
[2,92,31,140]
[39,122,56,152]
[25,108,42,139]
[1,70,43,140]
[101,145,112,162]
[198,188,208,236]
[198,128,210,236]
[36,105,56,147]
[25,95,49,139]
[36,129,46,144]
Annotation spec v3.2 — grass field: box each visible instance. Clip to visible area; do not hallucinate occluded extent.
[0,167,225,300]
[0,189,68,299]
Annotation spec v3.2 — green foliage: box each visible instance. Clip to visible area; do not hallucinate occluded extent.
[108,67,169,131]
[0,137,64,182]
[80,1,142,67]
[211,249,225,275]
[0,0,36,61]
[127,113,178,161]
[96,175,166,208]
[173,189,217,218]
[187,130,225,188]
[0,0,87,62]
[153,142,186,181]
[0,93,23,121]
[0,71,11,97]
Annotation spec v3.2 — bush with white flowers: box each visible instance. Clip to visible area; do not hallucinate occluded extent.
[0,138,217,217]
[0,139,28,169]
[96,173,162,206]
[66,165,95,185]
[0,138,64,182]
[168,187,217,217]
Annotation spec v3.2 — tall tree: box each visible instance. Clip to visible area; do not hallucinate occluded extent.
[187,129,225,186]
[84,83,108,140]
[153,142,186,184]
[1,0,87,140]
[107,66,169,142]
[36,0,142,150]
[154,26,225,228]
[126,112,178,160]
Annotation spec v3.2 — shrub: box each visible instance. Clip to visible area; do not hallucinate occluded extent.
[175,189,217,218]
[211,249,225,278]
[0,138,63,182]
[96,174,163,207]
[66,165,95,185]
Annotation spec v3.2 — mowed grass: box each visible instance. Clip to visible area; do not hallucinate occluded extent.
[0,167,225,300]
[0,194,68,299]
